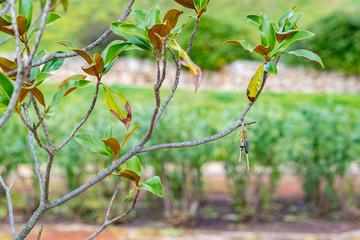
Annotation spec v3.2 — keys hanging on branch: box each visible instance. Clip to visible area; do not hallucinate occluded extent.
[239,121,250,170]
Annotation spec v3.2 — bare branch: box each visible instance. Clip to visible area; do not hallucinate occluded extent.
[6,0,136,76]
[154,48,181,125]
[86,189,140,240]
[0,0,25,129]
[55,82,101,153]
[139,120,256,153]
[30,95,53,149]
[43,155,54,201]
[17,111,53,154]
[186,16,200,54]
[23,102,45,202]
[0,2,10,16]
[0,176,16,240]
[105,178,122,221]
[26,0,53,68]
[36,225,43,240]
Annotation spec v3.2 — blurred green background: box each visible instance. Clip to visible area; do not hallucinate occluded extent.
[1,0,360,228]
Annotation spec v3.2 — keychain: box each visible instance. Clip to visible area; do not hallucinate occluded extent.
[239,121,250,170]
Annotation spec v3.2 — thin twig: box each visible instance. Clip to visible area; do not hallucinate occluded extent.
[26,0,53,68]
[0,176,16,240]
[86,189,140,240]
[55,82,101,153]
[106,178,122,221]
[23,102,45,202]
[0,0,25,129]
[6,0,136,76]
[30,95,53,149]
[0,2,10,16]
[154,48,181,125]
[17,111,52,154]
[36,225,43,240]
[186,16,200,54]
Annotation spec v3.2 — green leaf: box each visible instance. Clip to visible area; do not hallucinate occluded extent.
[286,49,324,68]
[124,189,135,201]
[34,72,52,86]
[137,176,164,198]
[132,9,148,29]
[126,156,142,177]
[102,84,132,130]
[145,5,161,29]
[29,12,62,35]
[103,124,114,139]
[247,63,265,102]
[102,58,116,76]
[270,30,314,57]
[0,71,14,106]
[247,15,260,28]
[278,7,295,32]
[102,137,120,158]
[101,40,132,67]
[19,0,33,29]
[111,22,154,53]
[41,52,65,72]
[283,13,303,32]
[264,60,277,75]
[50,75,90,108]
[259,14,276,50]
[75,134,112,157]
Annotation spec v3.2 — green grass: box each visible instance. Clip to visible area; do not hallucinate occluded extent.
[38,83,360,118]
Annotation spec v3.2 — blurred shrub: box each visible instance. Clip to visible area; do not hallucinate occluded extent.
[178,17,254,70]
[286,12,360,74]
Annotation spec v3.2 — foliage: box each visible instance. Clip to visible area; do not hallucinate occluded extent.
[226,7,323,102]
[287,11,360,74]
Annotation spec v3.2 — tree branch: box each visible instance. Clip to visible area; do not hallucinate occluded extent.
[23,102,45,202]
[55,82,100,153]
[154,48,181,125]
[6,0,136,76]
[43,155,54,201]
[26,0,53,68]
[86,188,140,240]
[0,0,25,129]
[186,16,200,54]
[0,176,16,240]
[0,2,10,16]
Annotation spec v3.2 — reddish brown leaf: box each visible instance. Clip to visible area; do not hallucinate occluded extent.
[0,16,11,26]
[0,26,14,36]
[253,45,271,55]
[174,0,196,10]
[81,64,97,76]
[94,53,104,76]
[102,137,121,158]
[73,49,93,64]
[163,9,183,29]
[148,23,171,49]
[0,57,17,72]
[58,74,87,89]
[30,87,46,107]
[16,15,27,36]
